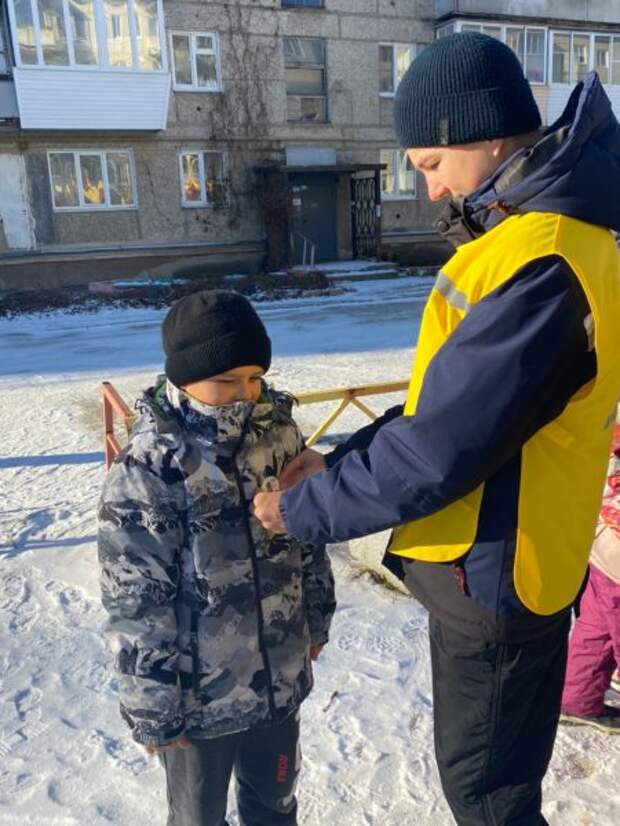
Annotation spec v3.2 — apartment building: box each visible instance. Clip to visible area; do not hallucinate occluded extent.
[0,1,437,289]
[3,1,618,290]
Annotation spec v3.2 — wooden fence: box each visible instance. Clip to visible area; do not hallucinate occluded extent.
[101,379,408,469]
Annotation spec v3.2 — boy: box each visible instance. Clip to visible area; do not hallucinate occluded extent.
[98,290,336,826]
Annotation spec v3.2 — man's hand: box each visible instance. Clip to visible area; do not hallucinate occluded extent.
[252,490,286,534]
[144,735,192,755]
[279,448,326,490]
[310,644,324,662]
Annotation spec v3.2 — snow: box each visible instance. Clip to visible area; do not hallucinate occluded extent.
[0,277,618,826]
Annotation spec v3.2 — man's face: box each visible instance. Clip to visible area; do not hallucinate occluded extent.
[407,141,504,202]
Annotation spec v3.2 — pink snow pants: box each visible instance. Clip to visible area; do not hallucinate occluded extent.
[561,565,620,717]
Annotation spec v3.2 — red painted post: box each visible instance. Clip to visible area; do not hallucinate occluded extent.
[101,382,132,469]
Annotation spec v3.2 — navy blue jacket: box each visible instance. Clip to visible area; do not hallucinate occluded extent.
[280,74,620,629]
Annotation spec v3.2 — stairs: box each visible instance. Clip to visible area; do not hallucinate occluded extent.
[289,259,405,282]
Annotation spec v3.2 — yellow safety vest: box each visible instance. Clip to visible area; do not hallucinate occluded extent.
[389,212,620,615]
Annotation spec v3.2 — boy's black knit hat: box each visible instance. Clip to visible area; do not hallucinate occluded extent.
[394,32,541,148]
[162,290,271,386]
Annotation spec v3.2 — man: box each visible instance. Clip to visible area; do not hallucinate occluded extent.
[254,33,620,825]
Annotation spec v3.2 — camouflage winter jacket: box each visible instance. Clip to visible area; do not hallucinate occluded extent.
[98,379,336,746]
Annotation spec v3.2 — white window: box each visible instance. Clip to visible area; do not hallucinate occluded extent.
[170,31,221,91]
[0,7,10,73]
[284,36,327,122]
[48,150,137,210]
[551,30,620,86]
[436,24,456,39]
[379,43,416,96]
[6,0,164,70]
[179,151,226,207]
[446,21,546,84]
[380,149,416,200]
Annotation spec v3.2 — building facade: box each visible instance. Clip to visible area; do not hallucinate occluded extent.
[1,1,619,290]
[0,0,439,289]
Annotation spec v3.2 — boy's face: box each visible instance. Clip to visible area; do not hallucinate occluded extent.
[182,365,265,406]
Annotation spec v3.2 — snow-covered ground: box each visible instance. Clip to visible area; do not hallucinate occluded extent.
[0,277,618,826]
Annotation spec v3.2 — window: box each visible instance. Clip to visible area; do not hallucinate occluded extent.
[70,0,99,66]
[380,149,416,200]
[379,43,416,96]
[450,21,545,83]
[0,5,10,73]
[551,30,620,85]
[170,31,221,91]
[7,0,164,69]
[436,24,455,39]
[48,150,136,210]
[284,36,326,122]
[38,0,69,65]
[179,151,226,207]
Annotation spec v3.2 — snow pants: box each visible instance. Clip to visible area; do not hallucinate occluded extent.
[161,713,300,826]
[562,565,620,717]
[429,613,570,826]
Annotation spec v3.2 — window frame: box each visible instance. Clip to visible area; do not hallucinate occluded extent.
[283,35,327,123]
[378,42,417,98]
[380,148,417,201]
[6,0,167,71]
[0,2,12,74]
[47,148,138,212]
[178,149,227,208]
[169,30,222,92]
[281,0,324,8]
[549,29,620,86]
[438,20,547,85]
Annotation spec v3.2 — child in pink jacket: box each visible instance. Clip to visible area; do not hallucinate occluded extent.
[561,429,620,733]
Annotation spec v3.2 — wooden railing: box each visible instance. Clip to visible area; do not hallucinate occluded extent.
[101,379,408,468]
[102,381,135,469]
[297,381,408,446]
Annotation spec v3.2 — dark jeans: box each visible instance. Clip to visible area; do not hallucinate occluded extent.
[429,614,570,825]
[161,713,300,826]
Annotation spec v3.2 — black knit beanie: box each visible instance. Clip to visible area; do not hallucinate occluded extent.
[162,290,271,386]
[394,32,541,148]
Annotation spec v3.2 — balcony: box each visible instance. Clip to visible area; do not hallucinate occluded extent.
[435,1,619,25]
[6,0,170,130]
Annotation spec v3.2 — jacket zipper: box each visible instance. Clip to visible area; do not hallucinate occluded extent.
[190,609,200,695]
[232,442,278,720]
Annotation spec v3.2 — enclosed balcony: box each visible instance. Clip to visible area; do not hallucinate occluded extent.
[435,1,620,26]
[5,0,170,130]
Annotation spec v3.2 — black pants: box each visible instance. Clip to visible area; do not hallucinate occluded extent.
[429,614,570,826]
[161,713,300,826]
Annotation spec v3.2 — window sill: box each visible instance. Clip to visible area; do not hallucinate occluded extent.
[182,202,225,209]
[382,195,417,202]
[173,85,223,94]
[53,205,138,214]
[287,118,331,124]
[379,92,396,98]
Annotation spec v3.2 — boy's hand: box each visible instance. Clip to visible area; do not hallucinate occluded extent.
[279,449,326,490]
[144,735,192,755]
[310,644,324,661]
[252,491,286,534]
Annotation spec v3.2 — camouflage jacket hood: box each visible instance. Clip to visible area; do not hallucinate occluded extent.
[98,379,335,746]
